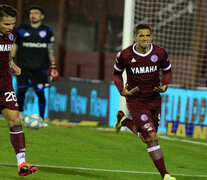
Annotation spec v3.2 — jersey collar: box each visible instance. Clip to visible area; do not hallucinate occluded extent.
[132,43,153,57]
[0,32,3,36]
[28,23,42,29]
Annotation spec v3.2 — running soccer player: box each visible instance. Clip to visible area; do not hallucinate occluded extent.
[0,4,37,176]
[11,5,59,126]
[113,24,175,180]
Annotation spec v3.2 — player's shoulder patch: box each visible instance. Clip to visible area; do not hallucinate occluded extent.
[50,36,55,42]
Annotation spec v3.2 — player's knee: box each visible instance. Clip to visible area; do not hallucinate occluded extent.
[145,132,158,142]
[7,116,21,127]
[140,123,157,143]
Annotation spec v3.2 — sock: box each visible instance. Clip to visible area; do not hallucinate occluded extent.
[36,91,46,119]
[147,141,168,178]
[153,157,168,179]
[122,118,137,134]
[10,125,26,166]
[16,152,25,166]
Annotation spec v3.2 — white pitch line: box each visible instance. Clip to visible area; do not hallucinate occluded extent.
[158,135,207,146]
[1,118,207,147]
[0,163,207,178]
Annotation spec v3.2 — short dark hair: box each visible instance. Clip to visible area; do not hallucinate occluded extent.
[0,4,17,20]
[134,24,152,35]
[29,5,45,15]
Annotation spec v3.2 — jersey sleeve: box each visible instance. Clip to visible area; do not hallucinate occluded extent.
[47,27,55,45]
[160,49,171,72]
[113,51,125,94]
[160,49,172,85]
[114,51,125,73]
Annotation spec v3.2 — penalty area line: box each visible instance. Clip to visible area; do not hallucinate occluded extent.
[0,163,207,178]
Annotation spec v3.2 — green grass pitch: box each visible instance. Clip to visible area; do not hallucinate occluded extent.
[0,119,207,180]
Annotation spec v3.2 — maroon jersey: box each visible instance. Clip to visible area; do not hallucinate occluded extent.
[114,43,171,97]
[0,29,18,111]
[0,29,16,89]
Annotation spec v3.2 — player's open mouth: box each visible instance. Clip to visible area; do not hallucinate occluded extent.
[143,42,148,45]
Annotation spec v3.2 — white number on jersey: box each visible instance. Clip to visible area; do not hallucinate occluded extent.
[4,91,17,102]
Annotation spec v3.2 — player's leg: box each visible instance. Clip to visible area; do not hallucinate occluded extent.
[143,129,168,179]
[30,70,48,126]
[128,100,173,179]
[114,110,137,134]
[2,108,38,176]
[149,106,176,179]
[35,90,46,120]
[34,89,48,127]
[140,124,175,180]
[16,87,27,119]
[16,70,30,120]
[3,109,25,165]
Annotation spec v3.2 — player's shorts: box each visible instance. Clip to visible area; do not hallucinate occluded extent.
[0,82,19,112]
[126,94,161,139]
[17,69,48,91]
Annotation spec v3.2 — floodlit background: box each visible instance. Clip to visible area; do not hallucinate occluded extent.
[1,0,124,80]
[2,0,207,86]
[1,0,207,134]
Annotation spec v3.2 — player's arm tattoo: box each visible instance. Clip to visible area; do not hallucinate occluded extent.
[48,44,56,63]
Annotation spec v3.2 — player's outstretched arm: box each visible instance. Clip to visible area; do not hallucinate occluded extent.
[121,84,139,96]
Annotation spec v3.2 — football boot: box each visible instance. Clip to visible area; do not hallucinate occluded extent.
[114,110,126,133]
[163,174,176,180]
[18,162,38,176]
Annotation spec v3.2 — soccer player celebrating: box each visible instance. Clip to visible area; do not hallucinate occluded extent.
[11,5,59,126]
[0,4,37,176]
[113,24,175,180]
